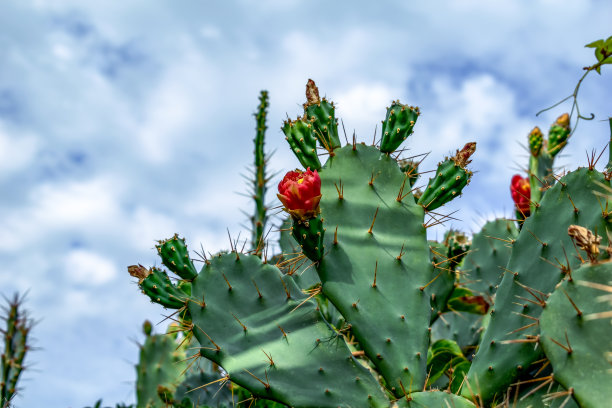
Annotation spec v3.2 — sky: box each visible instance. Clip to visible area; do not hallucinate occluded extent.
[0,1,611,406]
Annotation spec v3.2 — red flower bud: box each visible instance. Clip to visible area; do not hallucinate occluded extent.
[277,168,322,220]
[510,175,530,216]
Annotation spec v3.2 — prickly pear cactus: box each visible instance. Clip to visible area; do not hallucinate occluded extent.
[539,252,612,407]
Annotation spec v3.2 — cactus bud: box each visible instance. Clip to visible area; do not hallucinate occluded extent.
[528,127,543,156]
[547,113,570,157]
[567,225,601,263]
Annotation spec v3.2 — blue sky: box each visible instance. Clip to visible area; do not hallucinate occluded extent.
[1,1,611,406]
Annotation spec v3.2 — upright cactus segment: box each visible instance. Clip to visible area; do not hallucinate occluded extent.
[314,144,433,395]
[380,101,420,153]
[282,118,321,171]
[156,234,198,280]
[136,321,189,408]
[527,114,570,207]
[0,294,32,407]
[303,79,341,151]
[251,90,270,252]
[463,168,612,404]
[539,237,612,408]
[459,219,518,301]
[417,142,476,211]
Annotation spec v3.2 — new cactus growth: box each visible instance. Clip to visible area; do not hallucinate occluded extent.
[380,101,420,153]
[417,142,476,211]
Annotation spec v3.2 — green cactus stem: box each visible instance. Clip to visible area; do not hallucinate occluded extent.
[251,90,270,253]
[282,118,321,171]
[0,294,32,407]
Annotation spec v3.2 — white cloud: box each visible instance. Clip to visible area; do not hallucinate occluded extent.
[65,249,118,285]
[0,123,39,176]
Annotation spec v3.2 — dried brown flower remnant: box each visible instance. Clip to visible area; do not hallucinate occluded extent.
[128,264,150,282]
[452,142,477,167]
[567,225,601,263]
[305,78,320,106]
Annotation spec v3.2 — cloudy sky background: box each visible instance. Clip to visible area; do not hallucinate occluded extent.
[1,1,611,406]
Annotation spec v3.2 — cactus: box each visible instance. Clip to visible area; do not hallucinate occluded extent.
[251,91,270,252]
[538,234,612,407]
[1,294,32,408]
[126,78,612,408]
[135,321,190,407]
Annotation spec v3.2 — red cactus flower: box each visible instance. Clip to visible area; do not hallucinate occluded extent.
[510,175,531,216]
[277,168,322,219]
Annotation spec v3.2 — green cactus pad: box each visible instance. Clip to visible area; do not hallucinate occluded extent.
[282,118,321,171]
[172,371,233,408]
[396,391,477,408]
[136,324,189,408]
[305,99,341,151]
[427,241,457,322]
[426,339,471,393]
[380,101,419,153]
[138,267,188,309]
[399,159,419,187]
[540,261,612,408]
[156,234,198,280]
[315,144,432,396]
[417,159,471,211]
[291,216,325,262]
[463,168,612,404]
[188,253,389,408]
[459,219,518,302]
[431,311,484,352]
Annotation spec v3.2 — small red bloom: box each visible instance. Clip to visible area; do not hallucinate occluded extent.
[277,168,322,219]
[511,175,531,216]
